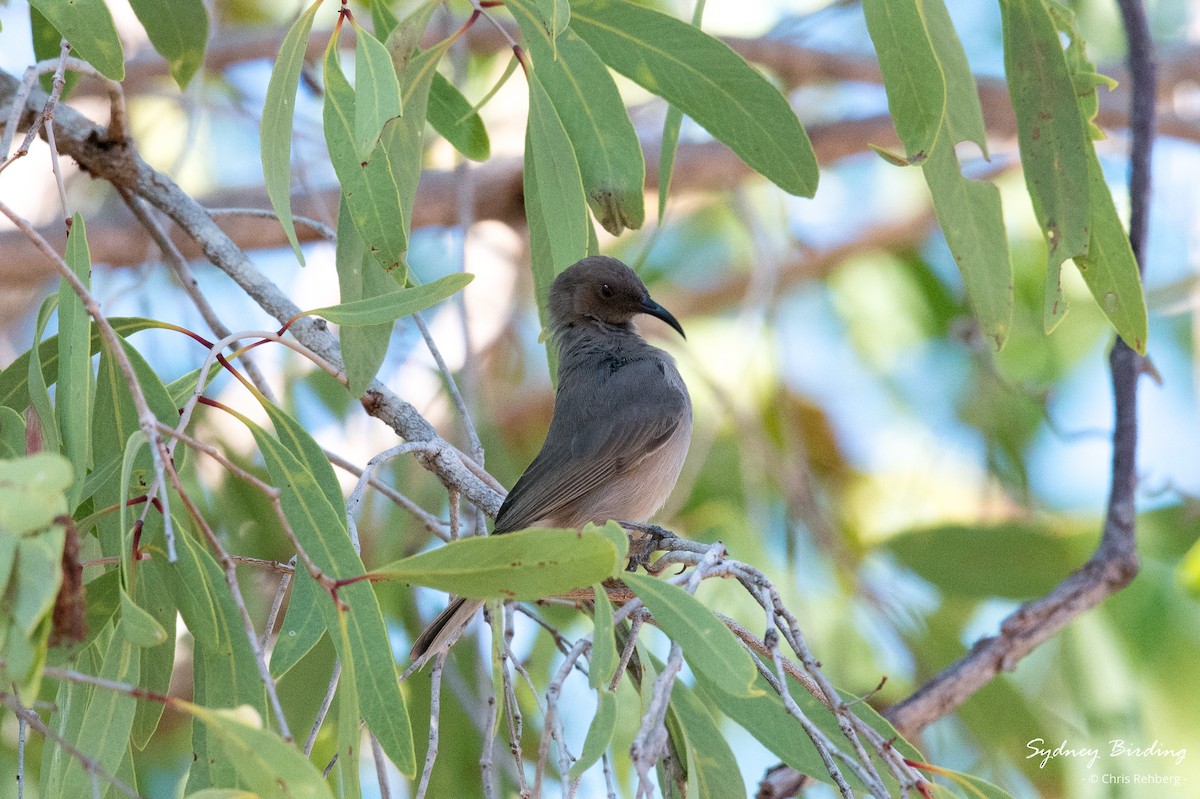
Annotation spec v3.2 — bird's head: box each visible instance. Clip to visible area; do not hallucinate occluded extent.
[548,256,685,338]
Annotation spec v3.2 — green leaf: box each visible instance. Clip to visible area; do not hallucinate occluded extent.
[1000,0,1091,331]
[261,0,322,264]
[12,526,65,635]
[40,646,97,798]
[120,586,169,648]
[28,297,61,456]
[571,0,817,198]
[524,67,589,354]
[862,0,946,160]
[569,690,618,778]
[669,678,745,799]
[241,411,416,776]
[57,212,92,508]
[1047,2,1116,141]
[922,137,1013,349]
[373,525,623,599]
[128,0,209,89]
[696,669,923,794]
[0,406,24,458]
[624,571,758,697]
[130,545,178,748]
[268,567,326,679]
[533,0,571,44]
[428,73,491,161]
[589,584,617,689]
[883,521,1094,599]
[335,195,396,397]
[0,317,159,412]
[351,15,403,159]
[333,614,363,798]
[184,791,260,799]
[306,272,473,325]
[1072,145,1148,354]
[510,0,645,235]
[30,6,80,96]
[60,618,139,798]
[370,0,400,37]
[324,32,411,275]
[923,0,988,153]
[168,525,224,653]
[91,337,187,555]
[184,703,335,799]
[0,452,72,534]
[28,0,125,80]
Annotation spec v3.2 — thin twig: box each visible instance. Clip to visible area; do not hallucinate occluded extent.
[414,654,447,799]
[305,661,342,756]
[537,638,589,796]
[414,311,485,460]
[371,733,392,799]
[262,561,294,651]
[325,448,450,540]
[207,206,337,242]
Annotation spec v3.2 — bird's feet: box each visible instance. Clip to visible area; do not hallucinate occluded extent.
[621,522,672,572]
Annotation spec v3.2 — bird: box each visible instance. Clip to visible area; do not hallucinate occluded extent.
[409,255,692,667]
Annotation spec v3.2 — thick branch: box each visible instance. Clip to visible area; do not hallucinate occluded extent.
[0,68,503,516]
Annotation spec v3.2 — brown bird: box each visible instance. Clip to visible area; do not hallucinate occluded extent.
[409,255,692,667]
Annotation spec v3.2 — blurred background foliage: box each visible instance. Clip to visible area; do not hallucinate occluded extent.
[1,0,1199,797]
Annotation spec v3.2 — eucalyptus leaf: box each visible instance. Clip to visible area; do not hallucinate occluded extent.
[128,0,209,88]
[28,0,124,80]
[510,0,644,234]
[428,73,491,161]
[351,15,403,159]
[306,272,473,326]
[373,524,623,599]
[261,0,322,264]
[183,703,335,799]
[57,212,92,507]
[571,0,817,197]
[1000,0,1090,331]
[624,571,758,697]
[590,584,618,689]
[0,317,159,412]
[862,0,946,160]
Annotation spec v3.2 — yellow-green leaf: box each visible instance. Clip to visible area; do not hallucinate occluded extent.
[373,525,623,600]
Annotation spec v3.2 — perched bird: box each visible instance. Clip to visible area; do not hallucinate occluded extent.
[410,255,692,667]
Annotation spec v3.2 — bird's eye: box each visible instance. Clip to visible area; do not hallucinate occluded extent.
[599,283,615,299]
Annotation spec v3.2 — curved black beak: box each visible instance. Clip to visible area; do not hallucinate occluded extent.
[640,297,686,339]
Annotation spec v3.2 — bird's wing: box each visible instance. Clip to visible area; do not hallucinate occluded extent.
[493,355,688,534]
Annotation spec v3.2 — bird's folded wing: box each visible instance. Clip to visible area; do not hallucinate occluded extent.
[493,358,687,534]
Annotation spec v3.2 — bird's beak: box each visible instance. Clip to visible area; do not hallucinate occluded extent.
[640,297,686,339]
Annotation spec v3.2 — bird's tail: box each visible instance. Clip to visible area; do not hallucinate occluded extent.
[409,597,485,669]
